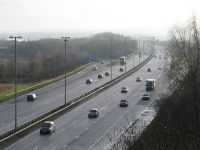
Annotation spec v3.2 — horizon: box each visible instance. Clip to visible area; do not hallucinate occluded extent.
[0,31,168,41]
[1,0,200,40]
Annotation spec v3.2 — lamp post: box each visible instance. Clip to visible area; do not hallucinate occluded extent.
[138,38,141,64]
[61,36,70,104]
[124,37,127,73]
[110,37,113,81]
[9,36,22,130]
[133,40,135,68]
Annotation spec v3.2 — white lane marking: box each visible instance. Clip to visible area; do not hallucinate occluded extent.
[75,135,79,139]
[33,146,38,150]
[103,81,171,150]
[87,101,145,150]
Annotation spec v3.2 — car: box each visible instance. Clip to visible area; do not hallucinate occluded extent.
[142,93,150,100]
[40,121,55,135]
[105,71,110,76]
[136,77,141,82]
[121,86,128,93]
[86,78,92,84]
[158,67,162,70]
[98,74,104,79]
[27,94,37,101]
[119,67,124,72]
[92,66,98,71]
[101,61,105,64]
[88,108,99,118]
[147,68,152,72]
[119,99,128,107]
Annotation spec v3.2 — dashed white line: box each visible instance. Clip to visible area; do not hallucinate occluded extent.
[32,146,38,150]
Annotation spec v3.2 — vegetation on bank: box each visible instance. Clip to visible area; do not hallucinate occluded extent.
[111,17,200,150]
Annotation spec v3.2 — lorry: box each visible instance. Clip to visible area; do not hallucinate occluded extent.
[120,56,126,65]
[145,79,156,91]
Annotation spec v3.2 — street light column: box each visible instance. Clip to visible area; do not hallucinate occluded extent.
[61,36,70,104]
[110,37,113,81]
[125,37,127,73]
[138,39,141,64]
[133,40,135,68]
[9,36,22,130]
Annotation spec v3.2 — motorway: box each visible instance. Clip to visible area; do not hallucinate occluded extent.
[0,53,147,135]
[5,53,170,150]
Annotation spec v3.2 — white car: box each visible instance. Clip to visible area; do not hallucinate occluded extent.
[27,94,37,101]
[92,66,98,71]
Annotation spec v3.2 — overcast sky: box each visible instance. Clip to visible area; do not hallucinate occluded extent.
[0,0,200,38]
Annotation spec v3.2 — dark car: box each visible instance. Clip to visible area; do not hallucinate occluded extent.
[121,87,128,93]
[119,99,128,107]
[142,93,150,100]
[136,77,141,82]
[105,71,110,76]
[147,68,152,72]
[98,74,104,79]
[27,94,37,101]
[40,121,55,135]
[88,108,99,118]
[119,67,124,72]
[86,78,92,84]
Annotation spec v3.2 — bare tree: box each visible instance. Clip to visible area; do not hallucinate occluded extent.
[168,16,200,129]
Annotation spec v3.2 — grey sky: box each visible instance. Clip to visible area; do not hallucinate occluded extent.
[0,0,200,37]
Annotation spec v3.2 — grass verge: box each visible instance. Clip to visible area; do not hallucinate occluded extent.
[0,63,91,103]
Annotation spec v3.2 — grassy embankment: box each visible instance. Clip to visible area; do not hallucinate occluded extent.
[131,81,200,149]
[0,63,91,103]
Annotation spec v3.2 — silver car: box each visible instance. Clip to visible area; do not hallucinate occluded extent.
[40,121,55,135]
[121,87,128,93]
[142,93,150,100]
[88,108,99,118]
[92,66,98,71]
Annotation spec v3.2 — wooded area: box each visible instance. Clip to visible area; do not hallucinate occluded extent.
[0,32,137,83]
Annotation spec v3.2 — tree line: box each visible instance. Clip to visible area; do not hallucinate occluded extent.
[0,32,137,83]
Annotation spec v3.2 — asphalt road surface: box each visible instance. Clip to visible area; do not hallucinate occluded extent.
[5,53,170,150]
[0,53,147,135]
